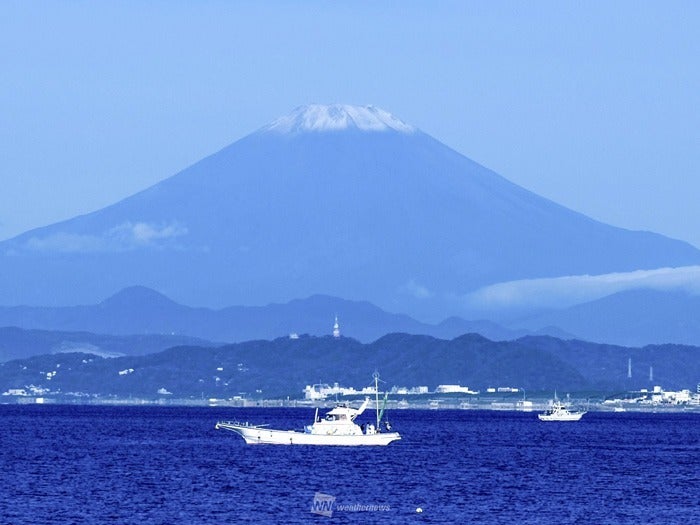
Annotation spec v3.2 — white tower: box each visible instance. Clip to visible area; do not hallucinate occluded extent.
[333,315,340,338]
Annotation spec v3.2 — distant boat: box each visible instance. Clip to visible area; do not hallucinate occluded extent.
[215,374,401,446]
[538,397,586,422]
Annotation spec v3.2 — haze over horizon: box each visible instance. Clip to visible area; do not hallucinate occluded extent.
[1,2,699,247]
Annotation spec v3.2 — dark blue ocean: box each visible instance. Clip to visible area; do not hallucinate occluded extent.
[1,405,699,524]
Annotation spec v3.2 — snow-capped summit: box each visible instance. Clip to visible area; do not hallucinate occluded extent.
[261,104,415,134]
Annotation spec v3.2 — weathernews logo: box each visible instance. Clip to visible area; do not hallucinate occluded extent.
[310,492,391,518]
[310,492,336,517]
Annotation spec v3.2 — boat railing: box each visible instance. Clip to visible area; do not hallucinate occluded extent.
[216,420,270,428]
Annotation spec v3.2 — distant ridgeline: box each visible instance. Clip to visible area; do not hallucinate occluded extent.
[1,333,698,399]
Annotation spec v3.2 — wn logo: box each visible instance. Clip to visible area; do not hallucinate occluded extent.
[310,492,336,517]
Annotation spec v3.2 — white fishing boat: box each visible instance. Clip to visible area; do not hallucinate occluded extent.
[538,398,586,422]
[215,374,401,446]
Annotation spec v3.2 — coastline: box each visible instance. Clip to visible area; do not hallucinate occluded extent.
[3,394,700,413]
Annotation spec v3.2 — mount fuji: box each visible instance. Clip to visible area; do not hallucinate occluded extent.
[2,104,699,320]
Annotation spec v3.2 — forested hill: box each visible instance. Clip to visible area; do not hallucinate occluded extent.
[1,333,698,399]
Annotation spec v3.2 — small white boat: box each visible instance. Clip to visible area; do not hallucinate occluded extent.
[538,398,586,422]
[216,375,401,446]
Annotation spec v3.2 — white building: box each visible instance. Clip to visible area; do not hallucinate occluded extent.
[391,386,429,395]
[2,388,28,396]
[435,384,479,394]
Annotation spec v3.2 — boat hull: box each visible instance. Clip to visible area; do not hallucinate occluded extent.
[538,412,585,422]
[215,422,401,446]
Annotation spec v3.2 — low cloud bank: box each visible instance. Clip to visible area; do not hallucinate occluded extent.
[464,266,700,311]
[18,221,188,253]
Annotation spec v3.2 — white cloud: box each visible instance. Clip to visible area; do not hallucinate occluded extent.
[19,221,188,253]
[109,221,188,245]
[400,279,433,300]
[463,266,700,311]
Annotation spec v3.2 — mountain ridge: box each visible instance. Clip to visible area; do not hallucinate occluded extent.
[5,284,700,350]
[0,287,528,349]
[515,289,700,347]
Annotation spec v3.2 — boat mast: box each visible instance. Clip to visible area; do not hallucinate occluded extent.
[373,372,380,428]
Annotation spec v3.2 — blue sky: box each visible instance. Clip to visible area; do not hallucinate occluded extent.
[1,1,699,246]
